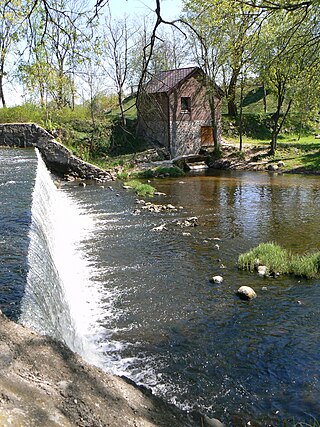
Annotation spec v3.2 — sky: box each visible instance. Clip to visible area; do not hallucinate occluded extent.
[108,0,182,20]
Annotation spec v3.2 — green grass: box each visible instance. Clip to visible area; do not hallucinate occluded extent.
[123,179,155,197]
[238,243,289,275]
[238,242,320,279]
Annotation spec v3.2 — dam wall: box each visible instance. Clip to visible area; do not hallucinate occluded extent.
[0,123,112,181]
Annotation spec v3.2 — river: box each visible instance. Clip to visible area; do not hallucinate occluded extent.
[1,147,320,426]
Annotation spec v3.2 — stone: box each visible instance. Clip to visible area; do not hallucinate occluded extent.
[257,265,267,276]
[152,224,167,232]
[78,182,86,187]
[237,286,257,300]
[267,164,278,171]
[176,217,198,227]
[212,275,223,284]
[277,161,285,167]
[214,244,220,250]
[202,415,225,427]
[166,204,176,210]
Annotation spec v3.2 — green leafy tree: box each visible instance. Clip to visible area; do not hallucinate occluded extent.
[183,0,258,118]
[256,9,320,153]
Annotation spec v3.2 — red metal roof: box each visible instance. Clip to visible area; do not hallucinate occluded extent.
[145,67,199,93]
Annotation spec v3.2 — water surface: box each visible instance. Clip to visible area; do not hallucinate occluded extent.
[63,170,320,426]
[1,148,320,426]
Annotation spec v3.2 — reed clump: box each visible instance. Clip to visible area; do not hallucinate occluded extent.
[124,179,155,197]
[238,242,320,279]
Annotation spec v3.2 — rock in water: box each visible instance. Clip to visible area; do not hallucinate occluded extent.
[212,276,223,284]
[257,265,267,276]
[202,415,225,427]
[237,286,257,300]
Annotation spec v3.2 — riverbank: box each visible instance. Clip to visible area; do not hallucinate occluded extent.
[0,312,198,427]
[207,140,320,175]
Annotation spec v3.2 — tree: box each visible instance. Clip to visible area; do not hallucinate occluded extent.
[0,0,25,107]
[182,0,258,118]
[256,9,320,153]
[20,0,88,109]
[99,10,132,127]
[129,22,190,87]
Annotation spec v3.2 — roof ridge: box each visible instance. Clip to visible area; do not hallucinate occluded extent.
[145,67,200,94]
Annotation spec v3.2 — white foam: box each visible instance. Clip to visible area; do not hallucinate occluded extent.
[20,149,106,367]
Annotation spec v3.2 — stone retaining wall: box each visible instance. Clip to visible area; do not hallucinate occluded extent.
[0,123,113,181]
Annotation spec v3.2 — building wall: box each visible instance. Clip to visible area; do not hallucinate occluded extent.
[170,120,204,156]
[137,92,169,150]
[168,75,222,157]
[138,72,222,157]
[169,74,211,123]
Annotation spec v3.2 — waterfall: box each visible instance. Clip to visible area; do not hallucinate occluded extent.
[20,149,103,366]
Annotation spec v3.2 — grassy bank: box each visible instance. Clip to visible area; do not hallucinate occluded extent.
[221,111,320,174]
[1,101,319,175]
[238,243,320,279]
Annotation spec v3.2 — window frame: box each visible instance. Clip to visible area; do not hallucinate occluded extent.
[181,96,191,113]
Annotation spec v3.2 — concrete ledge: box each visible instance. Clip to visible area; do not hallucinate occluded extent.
[0,123,113,181]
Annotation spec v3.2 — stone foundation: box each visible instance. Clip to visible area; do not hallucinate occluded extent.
[0,123,113,181]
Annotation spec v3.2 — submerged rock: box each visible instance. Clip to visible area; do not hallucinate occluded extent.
[152,223,167,232]
[237,286,257,300]
[176,217,198,227]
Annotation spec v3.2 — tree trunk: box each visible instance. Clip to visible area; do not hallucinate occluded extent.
[270,131,277,155]
[0,72,6,107]
[239,77,244,152]
[263,84,267,114]
[118,90,126,127]
[209,96,220,154]
[227,68,239,117]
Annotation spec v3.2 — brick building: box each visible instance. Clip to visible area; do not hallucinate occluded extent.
[137,67,223,158]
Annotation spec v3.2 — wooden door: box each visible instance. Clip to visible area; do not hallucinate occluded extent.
[201,126,214,146]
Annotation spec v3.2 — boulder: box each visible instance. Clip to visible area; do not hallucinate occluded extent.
[277,161,285,167]
[257,265,267,276]
[237,286,257,300]
[267,164,278,171]
[212,275,223,284]
[202,415,225,427]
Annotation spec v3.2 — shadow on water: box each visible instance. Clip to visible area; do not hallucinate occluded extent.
[0,148,36,320]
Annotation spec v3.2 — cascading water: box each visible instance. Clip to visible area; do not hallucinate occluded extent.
[20,149,103,366]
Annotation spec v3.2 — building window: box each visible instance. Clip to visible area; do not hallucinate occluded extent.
[181,97,191,113]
